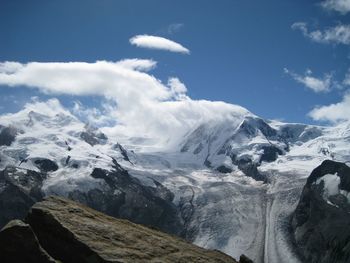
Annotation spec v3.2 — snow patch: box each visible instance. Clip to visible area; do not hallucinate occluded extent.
[315,173,350,204]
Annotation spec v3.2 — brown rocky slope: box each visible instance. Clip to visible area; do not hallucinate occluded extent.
[0,196,252,263]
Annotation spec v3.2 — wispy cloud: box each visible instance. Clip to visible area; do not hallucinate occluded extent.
[167,23,184,34]
[292,22,350,45]
[320,0,350,15]
[343,69,350,86]
[129,35,190,54]
[284,68,337,93]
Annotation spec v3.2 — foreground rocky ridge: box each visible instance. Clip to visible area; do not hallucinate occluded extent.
[292,160,350,263]
[0,196,251,263]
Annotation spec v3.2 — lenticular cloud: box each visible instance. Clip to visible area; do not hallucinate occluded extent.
[129,35,190,54]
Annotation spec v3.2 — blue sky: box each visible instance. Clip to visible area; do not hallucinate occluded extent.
[0,0,349,124]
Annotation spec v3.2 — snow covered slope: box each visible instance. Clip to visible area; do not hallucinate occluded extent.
[0,99,349,263]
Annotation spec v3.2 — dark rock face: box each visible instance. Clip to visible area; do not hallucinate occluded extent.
[0,167,44,228]
[69,165,183,236]
[235,157,267,183]
[114,143,131,162]
[80,131,99,146]
[80,129,108,146]
[292,160,350,263]
[216,165,233,174]
[239,117,277,139]
[0,155,183,237]
[25,196,238,263]
[0,126,17,146]
[239,163,266,183]
[259,145,283,163]
[239,254,254,263]
[0,219,56,263]
[34,158,59,172]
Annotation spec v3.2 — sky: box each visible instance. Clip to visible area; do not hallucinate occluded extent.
[0,0,350,133]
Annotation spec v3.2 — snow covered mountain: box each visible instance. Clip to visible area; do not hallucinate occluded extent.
[0,99,350,263]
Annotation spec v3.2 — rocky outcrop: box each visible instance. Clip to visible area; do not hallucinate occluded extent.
[0,166,44,228]
[239,254,254,263]
[0,196,241,263]
[33,158,59,172]
[0,219,56,263]
[230,155,267,182]
[80,128,108,146]
[292,160,350,263]
[259,145,283,163]
[0,126,17,146]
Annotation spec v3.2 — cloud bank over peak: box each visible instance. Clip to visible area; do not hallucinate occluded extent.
[130,35,190,54]
[0,59,251,148]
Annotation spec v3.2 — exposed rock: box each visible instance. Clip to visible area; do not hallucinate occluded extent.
[292,160,350,263]
[80,129,108,146]
[65,155,71,165]
[216,165,233,174]
[0,219,56,263]
[69,166,183,236]
[239,117,277,138]
[114,143,131,162]
[0,156,182,237]
[34,158,59,172]
[0,126,17,146]
[236,158,267,183]
[150,179,175,202]
[0,167,44,228]
[26,196,238,263]
[259,145,283,163]
[193,142,204,154]
[80,131,99,146]
[239,254,254,263]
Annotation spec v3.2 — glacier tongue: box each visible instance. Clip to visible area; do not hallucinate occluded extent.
[125,153,305,263]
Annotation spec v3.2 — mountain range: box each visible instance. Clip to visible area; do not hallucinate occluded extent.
[0,99,349,263]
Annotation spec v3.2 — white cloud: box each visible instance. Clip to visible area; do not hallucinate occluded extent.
[167,77,188,100]
[284,68,335,93]
[0,59,169,101]
[129,35,190,54]
[0,60,250,147]
[72,101,117,127]
[292,22,350,45]
[321,0,350,15]
[309,92,350,122]
[291,22,308,35]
